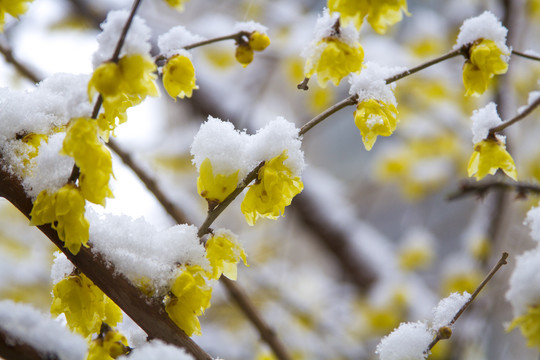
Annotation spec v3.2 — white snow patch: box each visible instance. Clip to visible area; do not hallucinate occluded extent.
[454,11,509,53]
[432,292,470,329]
[471,102,502,144]
[376,321,433,360]
[157,26,206,58]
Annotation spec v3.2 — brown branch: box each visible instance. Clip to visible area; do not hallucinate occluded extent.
[0,327,55,360]
[428,252,508,351]
[512,50,540,62]
[447,180,540,201]
[185,31,251,50]
[110,0,143,63]
[107,139,190,224]
[0,41,41,84]
[488,95,540,135]
[0,159,212,360]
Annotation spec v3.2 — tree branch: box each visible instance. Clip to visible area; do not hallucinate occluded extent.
[512,50,540,62]
[447,180,540,201]
[0,41,41,84]
[0,327,54,360]
[488,94,540,135]
[428,252,508,351]
[0,158,212,360]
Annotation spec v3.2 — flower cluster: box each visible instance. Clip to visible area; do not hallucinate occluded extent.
[191,116,305,226]
[328,0,409,34]
[51,273,122,338]
[165,265,212,336]
[0,0,33,31]
[86,326,129,360]
[302,10,363,87]
[234,23,271,67]
[30,184,89,255]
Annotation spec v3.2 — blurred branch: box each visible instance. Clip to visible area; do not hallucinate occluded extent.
[512,50,540,62]
[0,40,41,83]
[0,157,212,360]
[0,327,52,360]
[447,180,540,201]
[67,0,104,29]
[488,95,540,135]
[428,252,509,351]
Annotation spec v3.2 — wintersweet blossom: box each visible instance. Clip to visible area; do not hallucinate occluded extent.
[88,54,158,137]
[305,38,364,87]
[354,99,398,151]
[62,117,113,206]
[463,39,509,96]
[235,31,271,67]
[197,158,239,204]
[508,307,540,348]
[241,151,303,226]
[0,0,33,31]
[165,266,212,336]
[30,184,89,255]
[87,327,129,360]
[51,273,122,338]
[205,230,248,280]
[327,0,408,34]
[467,138,517,181]
[162,52,198,99]
[19,133,47,169]
[164,0,190,11]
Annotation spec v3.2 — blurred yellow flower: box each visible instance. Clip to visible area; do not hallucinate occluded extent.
[467,138,517,181]
[235,31,270,67]
[508,305,540,349]
[241,151,303,226]
[354,98,398,151]
[327,0,408,33]
[87,327,129,360]
[0,0,33,31]
[463,39,509,96]
[165,0,189,11]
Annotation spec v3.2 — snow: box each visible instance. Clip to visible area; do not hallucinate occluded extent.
[0,300,87,360]
[525,205,540,243]
[92,10,152,68]
[517,91,540,114]
[506,248,540,316]
[87,209,209,296]
[470,102,502,144]
[157,26,206,58]
[51,251,75,285]
[117,340,194,360]
[190,116,305,180]
[375,321,433,360]
[432,292,471,329]
[454,11,509,52]
[348,62,405,105]
[233,21,268,34]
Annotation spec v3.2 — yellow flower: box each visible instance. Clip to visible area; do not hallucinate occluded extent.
[508,306,540,349]
[327,0,408,33]
[463,39,509,96]
[197,158,239,205]
[87,327,129,360]
[164,0,189,11]
[249,32,271,51]
[51,273,122,338]
[30,184,90,255]
[205,231,248,280]
[235,43,254,67]
[0,0,33,31]
[467,138,517,181]
[88,54,158,137]
[162,54,198,99]
[354,98,398,151]
[62,117,113,206]
[398,247,433,272]
[305,38,364,87]
[165,266,212,336]
[241,151,303,226]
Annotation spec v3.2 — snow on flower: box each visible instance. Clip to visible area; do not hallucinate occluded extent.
[376,321,433,360]
[432,292,470,329]
[117,339,194,360]
[454,11,509,51]
[157,26,206,58]
[470,102,502,144]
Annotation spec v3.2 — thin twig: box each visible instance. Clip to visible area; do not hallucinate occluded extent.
[512,50,540,62]
[299,95,358,136]
[110,0,143,63]
[0,41,41,83]
[184,31,250,50]
[489,95,540,135]
[428,252,509,351]
[447,180,540,201]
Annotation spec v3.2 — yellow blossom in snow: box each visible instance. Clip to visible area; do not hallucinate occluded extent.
[327,0,408,34]
[30,184,89,255]
[62,117,113,206]
[197,158,239,205]
[165,265,212,336]
[467,138,517,181]
[205,231,248,280]
[463,39,509,96]
[305,38,364,87]
[87,327,129,360]
[249,32,271,51]
[51,273,122,338]
[354,98,398,151]
[88,54,158,137]
[162,54,198,99]
[0,0,33,31]
[508,306,540,349]
[165,0,189,11]
[241,151,303,226]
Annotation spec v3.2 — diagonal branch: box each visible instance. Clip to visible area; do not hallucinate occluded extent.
[447,180,540,201]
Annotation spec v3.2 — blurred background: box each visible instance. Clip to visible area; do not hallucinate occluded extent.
[1,0,540,359]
